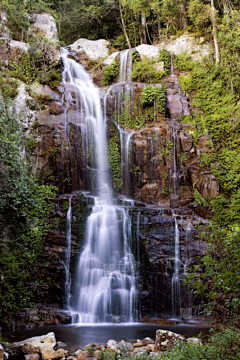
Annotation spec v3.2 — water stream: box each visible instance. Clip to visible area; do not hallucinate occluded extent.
[65,197,72,309]
[171,214,181,318]
[61,48,138,324]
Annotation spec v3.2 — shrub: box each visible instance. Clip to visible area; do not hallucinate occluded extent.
[132,58,165,83]
[158,49,171,74]
[140,85,166,114]
[174,53,195,71]
[102,61,120,86]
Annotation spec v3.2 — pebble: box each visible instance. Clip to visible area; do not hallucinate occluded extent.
[57,349,68,357]
[133,343,143,347]
[76,351,92,360]
[24,354,40,360]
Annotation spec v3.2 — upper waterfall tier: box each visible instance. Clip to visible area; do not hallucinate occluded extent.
[61,48,111,200]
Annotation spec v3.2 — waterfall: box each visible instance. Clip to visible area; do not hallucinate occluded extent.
[120,49,134,82]
[115,122,133,195]
[65,197,72,308]
[171,214,181,318]
[171,123,179,195]
[181,222,193,320]
[61,48,137,324]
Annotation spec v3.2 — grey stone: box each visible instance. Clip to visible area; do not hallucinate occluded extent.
[7,332,56,357]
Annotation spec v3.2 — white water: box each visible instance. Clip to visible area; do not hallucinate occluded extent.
[120,49,134,82]
[61,48,137,323]
[171,123,179,195]
[65,197,72,308]
[181,222,193,320]
[171,215,181,317]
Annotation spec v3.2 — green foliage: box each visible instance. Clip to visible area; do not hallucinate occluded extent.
[24,134,38,152]
[140,85,166,114]
[10,52,37,84]
[102,61,120,86]
[0,69,19,100]
[193,188,209,207]
[160,327,240,359]
[174,53,195,71]
[131,50,141,64]
[0,99,57,316]
[132,58,165,83]
[108,133,123,191]
[158,49,171,75]
[186,226,240,325]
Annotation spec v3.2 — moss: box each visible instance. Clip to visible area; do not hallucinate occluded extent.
[108,133,123,191]
[102,61,120,86]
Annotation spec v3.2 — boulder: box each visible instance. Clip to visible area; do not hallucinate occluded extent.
[96,345,105,351]
[117,340,133,352]
[0,345,4,360]
[76,351,92,360]
[70,39,110,61]
[13,84,36,131]
[7,332,56,357]
[93,351,101,359]
[30,13,60,64]
[154,62,164,72]
[133,343,143,347]
[158,34,212,60]
[106,340,119,353]
[179,131,193,152]
[142,337,155,345]
[146,344,155,352]
[102,52,119,66]
[57,349,68,357]
[196,172,219,200]
[31,13,58,41]
[155,330,184,351]
[42,350,62,360]
[24,354,41,360]
[135,44,159,61]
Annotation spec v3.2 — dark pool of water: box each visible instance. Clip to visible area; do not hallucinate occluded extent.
[4,323,210,352]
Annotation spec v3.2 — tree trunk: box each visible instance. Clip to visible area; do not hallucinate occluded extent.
[119,1,131,49]
[157,11,161,41]
[210,0,220,64]
[140,12,147,44]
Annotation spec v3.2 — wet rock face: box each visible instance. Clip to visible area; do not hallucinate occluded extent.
[129,207,208,318]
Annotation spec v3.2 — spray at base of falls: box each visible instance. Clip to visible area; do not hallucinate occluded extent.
[65,197,72,309]
[171,214,181,318]
[61,48,138,324]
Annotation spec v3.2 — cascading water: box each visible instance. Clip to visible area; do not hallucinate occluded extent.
[65,197,72,309]
[171,213,181,318]
[171,123,179,195]
[181,222,193,319]
[61,48,138,323]
[120,49,134,82]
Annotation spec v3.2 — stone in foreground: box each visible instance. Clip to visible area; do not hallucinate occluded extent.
[24,354,40,360]
[42,350,62,360]
[155,329,184,351]
[7,333,56,357]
